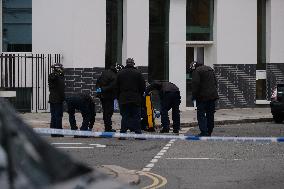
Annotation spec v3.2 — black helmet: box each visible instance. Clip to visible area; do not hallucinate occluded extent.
[51,63,64,74]
[126,58,135,65]
[114,64,124,72]
[188,61,201,72]
[51,63,64,69]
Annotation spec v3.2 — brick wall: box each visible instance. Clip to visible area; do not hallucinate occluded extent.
[64,66,149,112]
[266,63,284,99]
[214,64,256,108]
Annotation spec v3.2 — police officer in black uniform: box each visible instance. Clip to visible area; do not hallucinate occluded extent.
[189,61,218,136]
[96,64,124,132]
[146,81,181,134]
[116,58,146,137]
[48,63,65,137]
[65,93,96,131]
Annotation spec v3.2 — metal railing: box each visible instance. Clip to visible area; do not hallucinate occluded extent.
[0,53,61,112]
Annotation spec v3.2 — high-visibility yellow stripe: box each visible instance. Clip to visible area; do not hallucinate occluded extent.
[145,95,154,128]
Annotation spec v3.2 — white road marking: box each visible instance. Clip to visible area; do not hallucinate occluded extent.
[51,142,106,148]
[166,157,242,161]
[96,145,106,148]
[89,144,106,148]
[141,128,191,172]
[51,143,83,145]
[56,147,94,149]
[146,163,155,168]
[150,159,158,163]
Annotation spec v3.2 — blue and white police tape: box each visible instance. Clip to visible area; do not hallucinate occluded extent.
[33,128,284,143]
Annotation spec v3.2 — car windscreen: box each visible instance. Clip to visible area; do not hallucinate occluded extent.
[277,84,284,93]
[277,84,284,102]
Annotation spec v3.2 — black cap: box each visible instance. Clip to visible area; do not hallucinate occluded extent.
[126,58,135,65]
[51,63,63,69]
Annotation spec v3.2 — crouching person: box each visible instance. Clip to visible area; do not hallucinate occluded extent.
[146,81,181,134]
[65,93,96,132]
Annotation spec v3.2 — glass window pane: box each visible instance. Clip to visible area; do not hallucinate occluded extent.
[186,47,194,107]
[105,0,123,68]
[257,0,266,65]
[148,0,169,82]
[2,0,32,52]
[186,0,214,41]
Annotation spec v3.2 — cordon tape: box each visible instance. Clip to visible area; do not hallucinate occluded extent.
[34,128,284,143]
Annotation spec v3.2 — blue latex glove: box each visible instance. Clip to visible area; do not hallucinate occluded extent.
[96,88,102,93]
[154,109,160,118]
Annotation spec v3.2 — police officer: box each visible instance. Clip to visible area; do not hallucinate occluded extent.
[116,58,146,137]
[96,64,123,132]
[48,63,65,137]
[189,61,219,136]
[65,93,96,132]
[146,81,181,134]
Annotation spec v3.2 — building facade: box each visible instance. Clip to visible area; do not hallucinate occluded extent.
[1,0,284,111]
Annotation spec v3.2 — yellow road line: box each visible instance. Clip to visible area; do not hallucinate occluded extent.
[138,171,167,189]
[147,172,167,188]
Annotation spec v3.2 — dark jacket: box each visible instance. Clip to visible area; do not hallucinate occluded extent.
[116,65,146,106]
[96,68,117,99]
[192,65,219,101]
[48,72,65,103]
[65,93,96,127]
[146,81,180,99]
[66,93,96,116]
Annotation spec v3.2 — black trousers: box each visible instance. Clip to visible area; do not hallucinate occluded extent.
[119,104,141,134]
[160,92,181,131]
[101,98,114,131]
[50,103,63,129]
[66,97,92,131]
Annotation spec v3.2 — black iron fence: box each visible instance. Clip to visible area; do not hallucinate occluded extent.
[0,53,61,112]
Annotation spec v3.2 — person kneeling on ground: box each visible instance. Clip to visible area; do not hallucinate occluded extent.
[65,93,96,132]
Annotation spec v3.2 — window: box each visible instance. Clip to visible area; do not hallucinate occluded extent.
[257,0,266,66]
[105,0,123,68]
[2,0,32,52]
[186,0,214,41]
[148,0,170,82]
[256,0,267,100]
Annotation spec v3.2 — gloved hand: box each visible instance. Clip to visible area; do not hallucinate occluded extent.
[96,88,102,93]
[154,109,160,118]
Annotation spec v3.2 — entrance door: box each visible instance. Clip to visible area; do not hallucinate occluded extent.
[186,46,204,107]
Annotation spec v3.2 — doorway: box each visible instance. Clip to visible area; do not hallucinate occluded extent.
[186,46,204,107]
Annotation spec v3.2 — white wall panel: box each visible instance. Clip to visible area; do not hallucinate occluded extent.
[215,0,257,65]
[122,0,148,66]
[32,0,105,68]
[169,0,186,110]
[268,0,284,63]
[0,0,2,52]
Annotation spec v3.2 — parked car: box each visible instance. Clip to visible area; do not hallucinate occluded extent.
[270,81,284,123]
